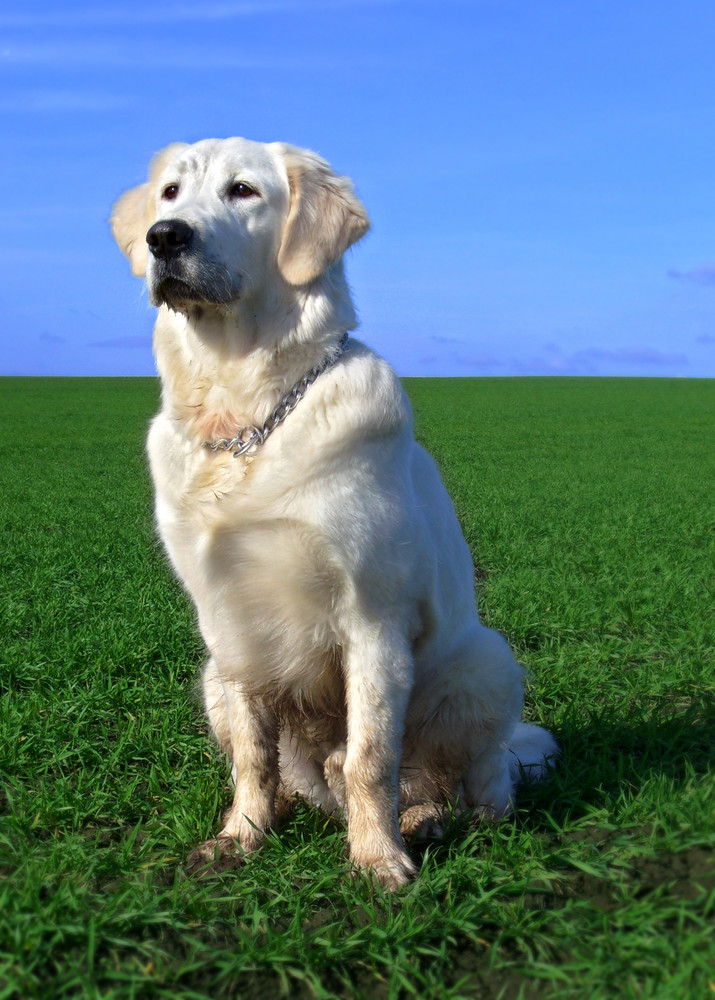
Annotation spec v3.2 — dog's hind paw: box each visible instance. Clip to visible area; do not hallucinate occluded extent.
[185,837,244,877]
[399,802,444,842]
[323,747,347,813]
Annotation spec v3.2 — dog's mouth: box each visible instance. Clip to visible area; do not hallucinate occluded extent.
[152,275,200,311]
[150,264,241,313]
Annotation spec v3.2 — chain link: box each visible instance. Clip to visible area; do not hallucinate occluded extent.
[205,332,349,459]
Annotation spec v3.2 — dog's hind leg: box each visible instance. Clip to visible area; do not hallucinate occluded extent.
[279,728,340,815]
[506,721,559,785]
[440,625,525,820]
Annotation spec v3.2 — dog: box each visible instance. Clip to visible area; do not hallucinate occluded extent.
[111,137,557,889]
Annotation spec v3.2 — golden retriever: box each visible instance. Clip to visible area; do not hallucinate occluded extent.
[111,137,557,889]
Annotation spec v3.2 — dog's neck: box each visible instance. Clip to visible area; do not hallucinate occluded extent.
[153,263,357,444]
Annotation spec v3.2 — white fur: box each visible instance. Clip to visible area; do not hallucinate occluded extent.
[112,137,557,889]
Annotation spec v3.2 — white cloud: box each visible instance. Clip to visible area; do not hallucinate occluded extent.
[667,265,715,287]
[0,89,134,113]
[435,341,691,376]
[1,41,271,69]
[1,4,292,28]
[88,336,149,349]
[0,0,419,30]
[0,38,384,71]
[506,345,689,376]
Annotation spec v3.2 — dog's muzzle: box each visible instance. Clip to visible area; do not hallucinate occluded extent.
[145,219,240,311]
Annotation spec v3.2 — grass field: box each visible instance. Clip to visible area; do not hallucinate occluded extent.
[1,375,713,1000]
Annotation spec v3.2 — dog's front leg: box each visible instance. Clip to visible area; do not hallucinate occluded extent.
[189,678,278,870]
[341,624,418,889]
[219,680,279,849]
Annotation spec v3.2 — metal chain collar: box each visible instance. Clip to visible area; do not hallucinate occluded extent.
[204,332,349,459]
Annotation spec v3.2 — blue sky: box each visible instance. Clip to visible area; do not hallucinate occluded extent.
[2,0,715,377]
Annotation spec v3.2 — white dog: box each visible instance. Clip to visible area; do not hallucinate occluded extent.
[112,137,557,889]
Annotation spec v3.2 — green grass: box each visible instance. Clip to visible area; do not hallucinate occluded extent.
[1,376,713,1000]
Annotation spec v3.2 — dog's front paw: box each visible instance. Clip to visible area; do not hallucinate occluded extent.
[185,836,244,877]
[353,849,419,890]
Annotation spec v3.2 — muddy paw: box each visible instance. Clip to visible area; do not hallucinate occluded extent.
[185,836,244,877]
[399,803,444,843]
[273,788,297,825]
[355,851,419,890]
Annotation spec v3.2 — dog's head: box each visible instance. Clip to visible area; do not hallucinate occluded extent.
[111,138,370,314]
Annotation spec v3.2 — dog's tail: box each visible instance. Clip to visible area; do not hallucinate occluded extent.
[507,722,559,785]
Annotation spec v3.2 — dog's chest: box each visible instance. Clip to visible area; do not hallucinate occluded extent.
[146,412,254,584]
[149,410,249,505]
[147,410,340,685]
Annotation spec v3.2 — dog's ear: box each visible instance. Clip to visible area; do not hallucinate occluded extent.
[111,143,187,277]
[275,145,370,286]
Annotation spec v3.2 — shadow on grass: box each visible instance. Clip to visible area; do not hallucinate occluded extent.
[517,689,715,829]
[409,688,715,898]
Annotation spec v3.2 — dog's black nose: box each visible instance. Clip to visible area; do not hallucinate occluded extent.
[146,220,194,259]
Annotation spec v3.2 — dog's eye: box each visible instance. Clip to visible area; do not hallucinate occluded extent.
[228,182,258,199]
[162,184,180,201]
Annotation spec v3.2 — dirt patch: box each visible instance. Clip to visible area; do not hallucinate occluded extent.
[552,826,715,906]
[443,834,714,998]
[630,844,715,901]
